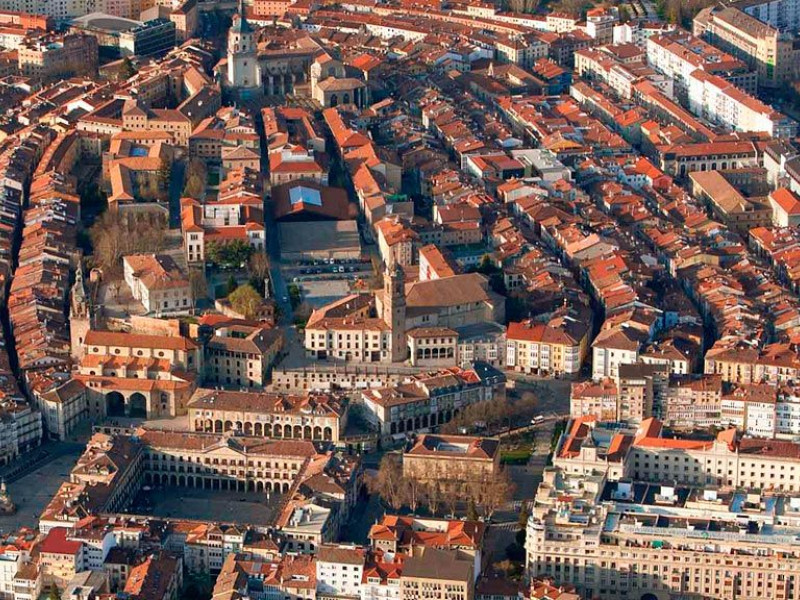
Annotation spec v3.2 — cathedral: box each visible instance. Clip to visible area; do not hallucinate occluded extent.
[222,4,368,107]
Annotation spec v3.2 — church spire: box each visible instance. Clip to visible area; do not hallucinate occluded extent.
[231,0,252,34]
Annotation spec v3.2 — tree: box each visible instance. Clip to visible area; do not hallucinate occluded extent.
[183,158,208,199]
[369,455,404,511]
[515,528,526,546]
[158,157,172,188]
[206,240,253,269]
[48,587,60,600]
[401,476,423,514]
[228,284,262,320]
[183,174,205,199]
[492,559,520,579]
[518,502,529,528]
[476,253,497,275]
[287,283,302,309]
[505,542,525,562]
[481,471,514,520]
[121,56,137,79]
[249,252,271,281]
[425,481,442,516]
[89,209,168,279]
[553,0,590,16]
[466,497,479,521]
[226,275,238,296]
[140,176,161,201]
[188,268,208,304]
[655,0,715,26]
[293,301,313,327]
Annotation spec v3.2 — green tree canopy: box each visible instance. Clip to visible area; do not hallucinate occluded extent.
[228,284,262,320]
[206,240,253,268]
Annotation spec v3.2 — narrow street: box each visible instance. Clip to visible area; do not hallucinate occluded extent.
[168,160,185,229]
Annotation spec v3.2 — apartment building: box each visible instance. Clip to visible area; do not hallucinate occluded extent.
[406,327,459,367]
[401,547,474,600]
[505,306,592,377]
[689,170,773,235]
[123,552,182,600]
[203,321,283,390]
[552,418,629,480]
[569,379,619,421]
[660,375,723,429]
[369,516,485,571]
[591,325,645,380]
[139,429,317,494]
[720,383,777,438]
[530,413,800,597]
[616,363,668,424]
[38,379,88,440]
[316,545,365,598]
[374,216,417,267]
[739,0,800,30]
[695,5,798,87]
[38,528,83,590]
[704,341,800,384]
[0,536,33,599]
[361,548,405,600]
[304,266,406,364]
[646,32,757,97]
[17,33,97,82]
[360,364,505,437]
[527,467,800,600]
[777,386,800,437]
[658,141,760,178]
[768,187,800,227]
[687,69,797,138]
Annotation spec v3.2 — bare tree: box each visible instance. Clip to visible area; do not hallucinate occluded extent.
[401,476,423,514]
[249,252,271,281]
[90,210,168,279]
[183,158,207,199]
[443,462,471,516]
[425,481,443,516]
[481,470,514,520]
[188,269,208,304]
[444,489,459,518]
[369,455,404,511]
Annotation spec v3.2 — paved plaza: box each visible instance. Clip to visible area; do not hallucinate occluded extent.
[130,487,283,526]
[0,447,84,531]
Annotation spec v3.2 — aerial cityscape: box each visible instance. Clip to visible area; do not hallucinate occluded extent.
[0,0,795,597]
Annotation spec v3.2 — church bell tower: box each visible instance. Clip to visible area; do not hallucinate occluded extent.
[227,0,261,94]
[383,261,407,363]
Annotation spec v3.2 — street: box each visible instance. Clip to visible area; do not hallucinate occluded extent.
[168,160,185,229]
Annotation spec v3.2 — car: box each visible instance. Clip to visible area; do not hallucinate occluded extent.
[282,295,288,302]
